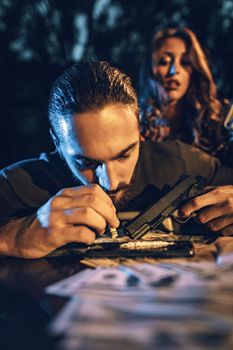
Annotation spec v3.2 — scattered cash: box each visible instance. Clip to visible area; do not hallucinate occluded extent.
[46,259,233,350]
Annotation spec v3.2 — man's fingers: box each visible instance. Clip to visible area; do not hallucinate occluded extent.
[57,184,115,208]
[53,196,119,229]
[51,193,114,211]
[195,243,217,260]
[59,225,96,245]
[195,236,233,259]
[50,207,108,235]
[203,215,233,233]
[50,190,119,227]
[220,224,233,236]
[179,187,229,217]
[196,202,232,224]
[64,207,106,235]
[64,195,119,228]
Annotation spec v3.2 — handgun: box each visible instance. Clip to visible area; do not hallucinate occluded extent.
[124,175,205,239]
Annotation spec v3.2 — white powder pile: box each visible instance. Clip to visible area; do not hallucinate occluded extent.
[120,241,174,250]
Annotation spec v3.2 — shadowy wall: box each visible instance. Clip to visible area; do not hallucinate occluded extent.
[1,0,233,168]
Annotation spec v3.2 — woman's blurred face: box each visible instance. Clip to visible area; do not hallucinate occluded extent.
[152,37,193,104]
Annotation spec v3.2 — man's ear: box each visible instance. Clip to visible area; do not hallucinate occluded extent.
[50,128,65,160]
[49,128,60,150]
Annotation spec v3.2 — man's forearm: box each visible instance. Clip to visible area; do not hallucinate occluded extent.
[0,215,45,258]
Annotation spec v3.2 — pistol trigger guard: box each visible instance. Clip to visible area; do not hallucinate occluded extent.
[171,210,196,224]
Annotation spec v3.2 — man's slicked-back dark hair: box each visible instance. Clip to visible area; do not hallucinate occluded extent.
[48,61,139,137]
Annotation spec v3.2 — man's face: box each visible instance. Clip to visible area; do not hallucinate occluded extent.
[58,103,140,207]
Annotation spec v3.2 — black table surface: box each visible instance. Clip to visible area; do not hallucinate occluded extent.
[0,236,232,350]
[0,255,85,350]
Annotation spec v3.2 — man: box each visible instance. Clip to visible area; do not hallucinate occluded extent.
[0,61,233,259]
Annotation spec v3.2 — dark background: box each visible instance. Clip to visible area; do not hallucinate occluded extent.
[0,0,233,168]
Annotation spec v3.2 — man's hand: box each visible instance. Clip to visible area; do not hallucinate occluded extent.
[179,186,233,235]
[195,236,233,260]
[1,184,119,259]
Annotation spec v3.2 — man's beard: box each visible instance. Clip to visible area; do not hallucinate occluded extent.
[105,169,137,211]
[109,185,133,211]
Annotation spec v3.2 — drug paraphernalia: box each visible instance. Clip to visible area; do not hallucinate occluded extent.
[109,227,118,239]
[47,237,194,259]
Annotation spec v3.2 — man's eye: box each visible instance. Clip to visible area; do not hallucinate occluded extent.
[75,159,96,169]
[118,154,130,161]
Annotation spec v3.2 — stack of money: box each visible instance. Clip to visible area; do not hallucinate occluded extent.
[45,259,233,350]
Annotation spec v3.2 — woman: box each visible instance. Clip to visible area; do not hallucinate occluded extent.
[139,27,233,165]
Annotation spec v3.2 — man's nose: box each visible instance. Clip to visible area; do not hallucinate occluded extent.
[95,162,119,191]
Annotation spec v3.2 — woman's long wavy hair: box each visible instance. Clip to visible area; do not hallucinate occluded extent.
[139,27,223,149]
